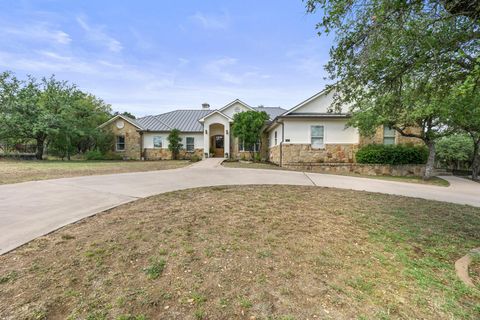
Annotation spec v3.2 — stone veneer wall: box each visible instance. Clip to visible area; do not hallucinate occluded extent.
[269,145,281,165]
[360,126,423,146]
[283,162,425,177]
[104,120,141,160]
[281,143,358,164]
[230,134,269,161]
[144,148,203,160]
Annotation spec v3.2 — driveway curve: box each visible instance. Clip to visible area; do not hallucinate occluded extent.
[1,158,479,255]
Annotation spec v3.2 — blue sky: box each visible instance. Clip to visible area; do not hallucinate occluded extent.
[0,0,332,116]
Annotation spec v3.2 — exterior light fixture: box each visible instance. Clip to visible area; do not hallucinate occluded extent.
[205,130,208,134]
[226,130,229,135]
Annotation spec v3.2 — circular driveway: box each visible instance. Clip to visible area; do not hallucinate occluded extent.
[0,158,478,255]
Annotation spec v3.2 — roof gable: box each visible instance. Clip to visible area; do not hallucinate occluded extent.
[283,88,338,116]
[98,114,143,130]
[198,110,233,123]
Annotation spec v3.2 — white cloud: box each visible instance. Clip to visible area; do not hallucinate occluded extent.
[1,24,71,44]
[202,57,271,85]
[190,11,230,30]
[76,15,123,52]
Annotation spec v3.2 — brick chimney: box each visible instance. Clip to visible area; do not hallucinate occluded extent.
[202,103,210,109]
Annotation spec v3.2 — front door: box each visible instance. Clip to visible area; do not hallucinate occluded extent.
[211,135,224,157]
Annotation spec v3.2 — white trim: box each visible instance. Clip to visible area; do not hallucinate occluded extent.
[98,114,142,130]
[281,88,331,116]
[218,99,255,113]
[310,125,325,149]
[198,110,233,123]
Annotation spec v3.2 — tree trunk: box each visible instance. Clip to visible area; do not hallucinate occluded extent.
[35,138,45,160]
[424,140,436,180]
[472,139,480,181]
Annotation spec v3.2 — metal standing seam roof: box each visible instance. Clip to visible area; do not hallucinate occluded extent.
[134,107,287,133]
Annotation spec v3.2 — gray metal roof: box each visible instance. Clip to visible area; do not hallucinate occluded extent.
[135,107,287,132]
[255,107,286,119]
[136,110,212,132]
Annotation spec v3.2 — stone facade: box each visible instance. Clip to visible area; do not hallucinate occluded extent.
[281,143,358,164]
[269,145,281,165]
[283,162,425,177]
[230,134,269,161]
[104,119,142,160]
[144,148,203,160]
[360,125,423,146]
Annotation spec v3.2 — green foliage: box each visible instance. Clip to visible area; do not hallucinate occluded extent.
[232,110,269,157]
[0,72,112,160]
[85,150,123,161]
[436,134,474,169]
[167,129,183,160]
[356,144,428,165]
[143,257,166,280]
[305,0,479,177]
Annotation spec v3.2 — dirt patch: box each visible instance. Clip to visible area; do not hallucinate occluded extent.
[0,160,189,184]
[0,186,479,319]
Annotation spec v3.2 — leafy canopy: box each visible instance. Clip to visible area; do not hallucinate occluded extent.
[231,110,269,151]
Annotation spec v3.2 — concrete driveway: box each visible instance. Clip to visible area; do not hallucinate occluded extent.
[1,158,479,255]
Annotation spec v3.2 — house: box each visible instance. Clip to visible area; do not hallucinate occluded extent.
[99,89,421,163]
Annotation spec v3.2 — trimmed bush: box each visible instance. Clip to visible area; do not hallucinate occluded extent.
[356,144,428,165]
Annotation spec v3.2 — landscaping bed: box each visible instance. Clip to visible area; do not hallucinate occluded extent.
[0,160,190,184]
[1,185,478,319]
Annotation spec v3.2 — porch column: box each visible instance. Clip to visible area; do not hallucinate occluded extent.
[224,123,230,158]
[203,126,209,158]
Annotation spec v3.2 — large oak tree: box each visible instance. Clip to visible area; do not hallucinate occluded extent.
[306,0,479,178]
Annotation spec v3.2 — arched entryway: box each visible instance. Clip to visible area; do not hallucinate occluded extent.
[209,123,225,157]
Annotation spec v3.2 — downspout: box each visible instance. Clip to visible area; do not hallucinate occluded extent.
[139,131,144,160]
[280,120,285,167]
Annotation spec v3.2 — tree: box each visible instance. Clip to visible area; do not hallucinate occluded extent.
[167,129,183,160]
[442,64,480,179]
[306,0,479,178]
[231,110,269,160]
[436,134,474,170]
[114,111,136,119]
[0,72,112,160]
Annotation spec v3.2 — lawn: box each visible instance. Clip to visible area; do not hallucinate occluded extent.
[0,160,190,184]
[1,186,479,319]
[222,161,450,186]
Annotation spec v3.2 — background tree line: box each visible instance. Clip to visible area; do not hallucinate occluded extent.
[306,0,479,180]
[0,71,119,160]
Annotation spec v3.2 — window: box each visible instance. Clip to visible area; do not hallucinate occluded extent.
[153,136,163,148]
[383,126,396,145]
[239,139,260,152]
[274,131,277,145]
[311,126,324,149]
[116,136,125,151]
[186,137,195,152]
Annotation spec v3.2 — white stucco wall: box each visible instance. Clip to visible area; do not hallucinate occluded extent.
[202,112,231,158]
[268,123,283,147]
[220,101,251,118]
[143,132,204,149]
[282,119,359,144]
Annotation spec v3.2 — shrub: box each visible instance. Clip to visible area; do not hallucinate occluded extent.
[85,150,123,160]
[85,150,104,160]
[190,154,201,162]
[356,144,428,165]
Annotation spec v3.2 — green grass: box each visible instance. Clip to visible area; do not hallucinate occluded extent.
[143,257,166,279]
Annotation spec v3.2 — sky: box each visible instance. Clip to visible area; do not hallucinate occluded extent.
[0,0,333,116]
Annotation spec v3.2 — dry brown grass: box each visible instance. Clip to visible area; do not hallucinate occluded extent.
[0,186,479,320]
[0,160,189,185]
